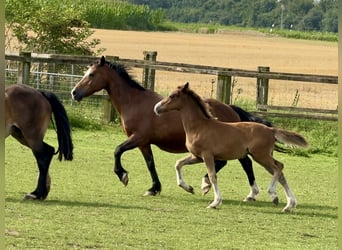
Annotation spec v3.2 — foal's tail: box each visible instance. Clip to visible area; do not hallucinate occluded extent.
[274,128,309,148]
[40,90,73,161]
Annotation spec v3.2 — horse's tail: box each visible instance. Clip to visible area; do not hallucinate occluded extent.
[274,128,309,148]
[40,90,73,161]
[230,105,273,127]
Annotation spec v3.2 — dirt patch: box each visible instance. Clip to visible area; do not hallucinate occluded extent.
[93,29,338,109]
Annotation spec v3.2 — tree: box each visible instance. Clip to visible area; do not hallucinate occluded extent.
[5,0,103,55]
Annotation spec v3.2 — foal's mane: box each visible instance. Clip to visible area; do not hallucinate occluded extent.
[182,86,214,119]
[103,60,146,91]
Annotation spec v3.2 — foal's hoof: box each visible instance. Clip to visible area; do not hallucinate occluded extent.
[272,197,279,205]
[143,190,161,196]
[120,173,129,186]
[243,197,256,202]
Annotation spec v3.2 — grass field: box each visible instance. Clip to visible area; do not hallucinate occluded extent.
[5,126,337,249]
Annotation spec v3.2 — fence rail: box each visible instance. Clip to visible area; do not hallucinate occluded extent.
[5,51,338,121]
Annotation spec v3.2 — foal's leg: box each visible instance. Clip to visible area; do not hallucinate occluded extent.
[203,155,222,208]
[201,160,226,195]
[278,172,297,212]
[175,154,203,194]
[251,155,283,206]
[27,142,55,200]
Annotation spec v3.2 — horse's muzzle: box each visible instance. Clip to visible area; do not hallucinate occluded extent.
[71,89,82,101]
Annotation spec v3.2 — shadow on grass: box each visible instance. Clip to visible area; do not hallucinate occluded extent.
[5,196,151,211]
[6,194,337,219]
[221,199,337,218]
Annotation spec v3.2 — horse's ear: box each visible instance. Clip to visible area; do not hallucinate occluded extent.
[183,82,190,91]
[100,56,105,66]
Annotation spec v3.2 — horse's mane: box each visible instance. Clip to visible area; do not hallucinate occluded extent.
[182,86,214,119]
[104,60,146,91]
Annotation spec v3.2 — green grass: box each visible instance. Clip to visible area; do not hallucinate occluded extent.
[5,125,337,249]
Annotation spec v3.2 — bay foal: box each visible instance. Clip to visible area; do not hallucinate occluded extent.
[154,83,308,212]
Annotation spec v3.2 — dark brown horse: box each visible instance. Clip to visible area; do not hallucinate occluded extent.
[5,84,73,200]
[71,56,274,201]
[154,83,308,212]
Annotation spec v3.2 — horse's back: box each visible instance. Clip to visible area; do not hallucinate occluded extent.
[204,98,240,122]
[5,84,52,141]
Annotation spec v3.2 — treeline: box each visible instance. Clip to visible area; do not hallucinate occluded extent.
[128,0,338,33]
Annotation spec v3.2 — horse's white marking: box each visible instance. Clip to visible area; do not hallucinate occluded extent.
[153,101,162,116]
[243,181,260,201]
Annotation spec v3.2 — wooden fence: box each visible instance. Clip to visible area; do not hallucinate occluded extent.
[5,51,338,121]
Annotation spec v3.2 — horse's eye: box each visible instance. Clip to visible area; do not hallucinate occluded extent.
[89,73,95,78]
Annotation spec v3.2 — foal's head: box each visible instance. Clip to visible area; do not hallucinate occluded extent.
[154,82,214,119]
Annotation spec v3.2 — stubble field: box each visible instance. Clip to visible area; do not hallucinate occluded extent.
[91,29,338,109]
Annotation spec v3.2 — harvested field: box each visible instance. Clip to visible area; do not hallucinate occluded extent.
[91,29,338,110]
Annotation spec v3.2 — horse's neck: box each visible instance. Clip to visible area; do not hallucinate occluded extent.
[106,77,156,114]
[179,102,209,132]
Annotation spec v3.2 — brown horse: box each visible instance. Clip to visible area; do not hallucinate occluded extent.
[71,56,275,201]
[5,84,73,200]
[154,83,308,212]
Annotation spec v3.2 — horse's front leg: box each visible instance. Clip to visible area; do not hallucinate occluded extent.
[114,137,139,186]
[139,145,162,196]
[175,154,202,194]
[26,143,54,200]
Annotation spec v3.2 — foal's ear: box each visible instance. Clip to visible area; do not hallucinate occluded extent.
[100,56,106,66]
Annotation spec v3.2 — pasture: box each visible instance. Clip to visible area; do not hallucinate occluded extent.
[5,126,337,249]
[92,29,338,110]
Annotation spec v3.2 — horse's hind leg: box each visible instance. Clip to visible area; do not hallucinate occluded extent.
[25,142,55,200]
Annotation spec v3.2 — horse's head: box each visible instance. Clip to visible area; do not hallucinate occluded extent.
[154,82,190,115]
[71,56,109,101]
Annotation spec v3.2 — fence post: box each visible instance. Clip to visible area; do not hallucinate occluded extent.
[256,66,270,110]
[142,51,157,90]
[216,72,232,104]
[17,51,31,85]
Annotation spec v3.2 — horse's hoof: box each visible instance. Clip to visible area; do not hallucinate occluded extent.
[243,197,256,202]
[143,190,161,196]
[188,186,195,194]
[23,193,37,200]
[272,197,279,205]
[121,173,129,186]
